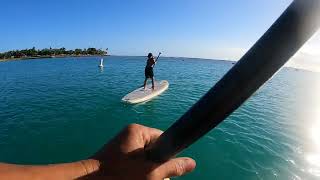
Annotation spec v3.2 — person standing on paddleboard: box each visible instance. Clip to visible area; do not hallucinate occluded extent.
[144,52,160,90]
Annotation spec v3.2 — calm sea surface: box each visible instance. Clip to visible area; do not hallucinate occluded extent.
[0,56,320,179]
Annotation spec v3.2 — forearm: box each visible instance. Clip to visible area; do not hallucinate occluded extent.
[0,159,100,180]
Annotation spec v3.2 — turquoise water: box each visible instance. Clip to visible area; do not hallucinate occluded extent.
[1,56,320,179]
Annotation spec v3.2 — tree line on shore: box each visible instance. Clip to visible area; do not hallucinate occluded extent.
[0,47,108,59]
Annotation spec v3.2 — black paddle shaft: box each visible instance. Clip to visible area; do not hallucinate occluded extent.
[147,0,320,162]
[154,52,161,63]
[153,52,161,68]
[155,52,161,61]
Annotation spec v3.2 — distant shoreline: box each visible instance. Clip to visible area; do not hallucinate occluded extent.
[0,55,316,73]
[0,55,108,62]
[0,47,108,62]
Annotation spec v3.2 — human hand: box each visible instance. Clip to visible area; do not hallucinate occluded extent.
[82,124,196,180]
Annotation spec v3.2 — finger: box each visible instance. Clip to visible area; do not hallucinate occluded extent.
[140,125,163,146]
[124,124,163,147]
[157,157,196,178]
[146,127,163,144]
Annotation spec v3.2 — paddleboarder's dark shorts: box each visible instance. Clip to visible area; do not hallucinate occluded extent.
[145,66,154,78]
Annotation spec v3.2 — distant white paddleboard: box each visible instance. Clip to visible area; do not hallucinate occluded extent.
[122,80,169,104]
[98,58,104,67]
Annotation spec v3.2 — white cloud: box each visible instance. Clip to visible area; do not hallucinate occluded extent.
[288,30,320,72]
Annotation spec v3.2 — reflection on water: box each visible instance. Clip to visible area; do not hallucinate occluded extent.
[306,121,320,177]
[306,81,320,177]
[99,66,104,73]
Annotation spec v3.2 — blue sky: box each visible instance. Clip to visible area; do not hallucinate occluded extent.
[1,0,319,70]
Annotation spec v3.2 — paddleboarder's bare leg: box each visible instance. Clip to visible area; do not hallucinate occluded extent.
[143,78,147,90]
[152,78,155,90]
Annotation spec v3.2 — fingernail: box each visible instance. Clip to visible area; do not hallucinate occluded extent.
[183,158,196,172]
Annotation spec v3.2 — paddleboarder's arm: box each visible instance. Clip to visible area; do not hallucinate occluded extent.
[152,58,156,67]
[0,124,196,180]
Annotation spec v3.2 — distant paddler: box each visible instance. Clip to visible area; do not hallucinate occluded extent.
[98,58,104,68]
[143,52,161,90]
[99,48,108,68]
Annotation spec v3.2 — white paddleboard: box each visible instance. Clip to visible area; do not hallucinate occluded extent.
[122,80,169,104]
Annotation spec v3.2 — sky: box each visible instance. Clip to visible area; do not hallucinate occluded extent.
[0,0,319,71]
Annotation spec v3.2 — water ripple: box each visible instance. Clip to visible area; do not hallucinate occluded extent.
[0,57,320,179]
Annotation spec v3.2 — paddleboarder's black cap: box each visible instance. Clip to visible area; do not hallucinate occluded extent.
[148,53,153,58]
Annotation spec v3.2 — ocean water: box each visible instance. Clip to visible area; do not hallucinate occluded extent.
[0,56,320,180]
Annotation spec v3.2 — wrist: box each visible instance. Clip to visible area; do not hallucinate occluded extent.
[27,159,101,180]
[78,159,101,177]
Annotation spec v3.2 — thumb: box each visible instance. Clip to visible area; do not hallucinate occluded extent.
[158,157,196,178]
